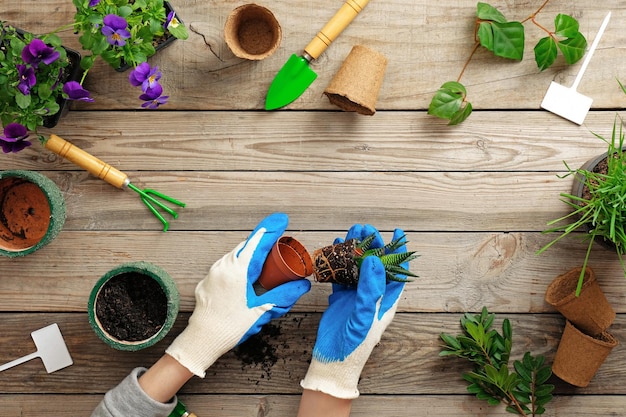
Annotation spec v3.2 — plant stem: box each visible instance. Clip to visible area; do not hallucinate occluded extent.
[522,0,552,23]
[457,41,481,83]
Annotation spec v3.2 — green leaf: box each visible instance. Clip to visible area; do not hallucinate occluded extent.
[514,360,532,382]
[536,366,552,384]
[478,21,494,52]
[491,21,525,60]
[15,92,31,109]
[476,2,507,23]
[558,32,587,64]
[554,14,580,38]
[449,101,473,125]
[440,333,462,350]
[534,37,558,71]
[428,81,467,120]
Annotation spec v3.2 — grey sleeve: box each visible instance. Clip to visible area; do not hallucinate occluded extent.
[90,367,178,417]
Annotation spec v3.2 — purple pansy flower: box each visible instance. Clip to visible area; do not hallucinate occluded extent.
[164,11,180,29]
[0,123,31,154]
[21,39,60,67]
[17,64,36,95]
[89,0,101,6]
[101,14,131,46]
[63,81,95,102]
[139,84,168,109]
[129,63,162,92]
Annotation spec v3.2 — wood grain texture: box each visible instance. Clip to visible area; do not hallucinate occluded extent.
[2,0,626,415]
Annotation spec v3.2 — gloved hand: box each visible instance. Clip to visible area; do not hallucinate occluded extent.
[166,213,311,377]
[300,224,408,399]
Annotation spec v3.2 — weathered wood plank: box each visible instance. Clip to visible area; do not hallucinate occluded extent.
[0,170,593,232]
[1,231,624,313]
[1,394,625,417]
[0,313,622,396]
[1,111,617,172]
[3,1,626,110]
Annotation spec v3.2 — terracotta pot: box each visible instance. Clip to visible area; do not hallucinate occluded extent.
[224,3,282,60]
[0,170,66,257]
[88,261,179,351]
[545,266,615,336]
[257,236,313,290]
[552,320,618,387]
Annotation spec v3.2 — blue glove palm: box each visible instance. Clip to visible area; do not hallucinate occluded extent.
[301,224,408,398]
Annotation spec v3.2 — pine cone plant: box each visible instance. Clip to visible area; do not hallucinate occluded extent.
[312,233,418,286]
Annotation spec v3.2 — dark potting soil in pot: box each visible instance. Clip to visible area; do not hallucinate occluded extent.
[96,272,168,342]
[0,177,51,251]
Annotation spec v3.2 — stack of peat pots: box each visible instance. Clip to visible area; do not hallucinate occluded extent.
[545,266,618,387]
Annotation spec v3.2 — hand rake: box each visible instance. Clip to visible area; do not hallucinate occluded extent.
[45,134,185,232]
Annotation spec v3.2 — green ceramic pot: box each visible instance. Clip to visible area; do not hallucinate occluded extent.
[88,261,179,351]
[0,170,66,257]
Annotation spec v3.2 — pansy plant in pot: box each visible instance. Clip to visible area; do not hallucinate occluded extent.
[0,21,89,153]
[72,0,188,109]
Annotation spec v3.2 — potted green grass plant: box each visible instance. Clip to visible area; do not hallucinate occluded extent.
[537,114,626,296]
[440,307,554,416]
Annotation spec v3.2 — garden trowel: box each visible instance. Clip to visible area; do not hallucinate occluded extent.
[0,323,73,373]
[265,0,370,110]
[540,12,611,125]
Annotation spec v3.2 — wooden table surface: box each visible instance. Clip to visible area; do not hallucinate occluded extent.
[3,0,626,415]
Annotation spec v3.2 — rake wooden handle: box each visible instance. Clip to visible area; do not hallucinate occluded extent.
[45,134,129,189]
[304,0,370,60]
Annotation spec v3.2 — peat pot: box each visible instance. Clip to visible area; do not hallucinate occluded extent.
[257,236,313,290]
[0,170,66,257]
[224,3,282,60]
[545,266,615,336]
[88,261,179,351]
[552,320,618,388]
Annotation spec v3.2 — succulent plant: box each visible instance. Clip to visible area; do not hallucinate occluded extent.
[313,233,418,286]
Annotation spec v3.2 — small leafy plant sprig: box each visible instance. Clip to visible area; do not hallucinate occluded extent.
[537,111,626,296]
[73,0,188,108]
[440,307,554,416]
[428,1,587,125]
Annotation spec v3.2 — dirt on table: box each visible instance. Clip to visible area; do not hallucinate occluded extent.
[95,272,167,341]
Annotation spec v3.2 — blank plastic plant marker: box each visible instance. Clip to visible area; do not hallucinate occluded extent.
[540,12,611,125]
[0,323,73,373]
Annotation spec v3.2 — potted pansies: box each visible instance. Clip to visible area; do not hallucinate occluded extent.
[72,0,189,108]
[537,115,626,296]
[0,21,88,153]
[0,170,66,257]
[88,261,179,351]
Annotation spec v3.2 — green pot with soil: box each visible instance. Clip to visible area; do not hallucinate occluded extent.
[545,266,615,336]
[312,233,418,286]
[0,170,66,257]
[88,261,179,351]
[552,320,618,387]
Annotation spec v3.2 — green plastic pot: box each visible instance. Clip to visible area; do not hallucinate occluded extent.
[0,170,66,257]
[88,261,179,351]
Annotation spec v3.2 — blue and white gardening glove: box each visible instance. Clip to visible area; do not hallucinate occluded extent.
[300,224,408,399]
[166,213,311,377]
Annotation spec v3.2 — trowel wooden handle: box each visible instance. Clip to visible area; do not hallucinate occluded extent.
[45,134,129,189]
[304,0,370,60]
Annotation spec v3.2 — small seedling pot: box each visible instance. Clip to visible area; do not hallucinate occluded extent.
[257,236,313,290]
[0,170,66,257]
[88,261,179,351]
[545,266,615,336]
[224,3,282,60]
[552,320,618,387]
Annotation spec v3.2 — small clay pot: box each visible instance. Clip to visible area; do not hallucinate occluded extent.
[545,266,615,336]
[224,3,282,60]
[0,170,66,257]
[257,236,313,290]
[88,261,179,351]
[552,320,618,387]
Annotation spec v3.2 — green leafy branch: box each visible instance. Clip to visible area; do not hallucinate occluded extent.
[428,1,587,125]
[440,307,554,416]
